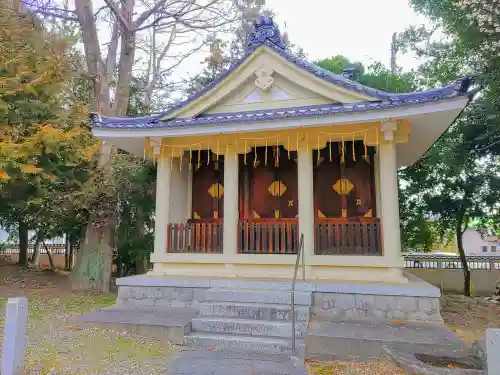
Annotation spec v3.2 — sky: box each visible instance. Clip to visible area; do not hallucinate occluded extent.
[265,0,429,70]
[171,0,431,87]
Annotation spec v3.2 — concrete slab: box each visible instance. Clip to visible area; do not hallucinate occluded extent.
[115,273,440,297]
[200,301,310,321]
[75,305,197,344]
[202,288,312,305]
[166,349,308,375]
[385,346,483,375]
[184,332,300,355]
[191,317,307,338]
[314,272,440,298]
[306,320,465,360]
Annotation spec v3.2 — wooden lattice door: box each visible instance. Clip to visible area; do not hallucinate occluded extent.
[191,151,224,220]
[313,142,376,218]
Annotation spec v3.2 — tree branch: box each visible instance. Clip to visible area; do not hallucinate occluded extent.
[103,0,131,30]
[133,0,169,30]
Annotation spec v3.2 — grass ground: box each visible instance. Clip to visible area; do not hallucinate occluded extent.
[1,258,499,374]
[0,259,178,374]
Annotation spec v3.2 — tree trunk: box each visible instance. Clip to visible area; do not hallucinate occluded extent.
[70,223,114,293]
[135,257,148,275]
[65,233,70,271]
[42,241,56,271]
[18,219,29,266]
[31,232,42,265]
[68,234,75,270]
[456,220,471,296]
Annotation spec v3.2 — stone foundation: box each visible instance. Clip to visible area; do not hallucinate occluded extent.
[115,272,442,323]
[312,292,440,322]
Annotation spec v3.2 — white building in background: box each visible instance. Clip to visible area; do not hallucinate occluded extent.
[462,228,499,255]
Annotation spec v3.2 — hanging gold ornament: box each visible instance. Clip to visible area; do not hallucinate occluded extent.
[253,142,258,168]
[341,135,345,164]
[208,147,211,164]
[317,135,320,161]
[265,140,268,166]
[352,133,356,162]
[197,149,201,169]
[329,136,332,162]
[244,140,247,165]
[364,131,368,160]
[276,140,279,167]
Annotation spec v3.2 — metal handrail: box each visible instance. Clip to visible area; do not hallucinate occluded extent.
[291,233,305,356]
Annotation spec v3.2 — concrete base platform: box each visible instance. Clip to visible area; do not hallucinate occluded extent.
[116,272,442,322]
[75,305,196,344]
[78,273,455,360]
[306,320,465,360]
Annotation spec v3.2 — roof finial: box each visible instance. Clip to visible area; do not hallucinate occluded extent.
[247,16,286,53]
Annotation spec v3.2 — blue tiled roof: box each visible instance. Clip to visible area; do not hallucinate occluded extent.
[91,91,476,130]
[90,17,477,131]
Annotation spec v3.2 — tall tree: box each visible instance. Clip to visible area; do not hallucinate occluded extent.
[0,3,93,266]
[23,0,247,292]
[396,0,500,294]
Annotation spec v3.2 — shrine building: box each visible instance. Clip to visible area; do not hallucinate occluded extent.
[91,18,476,284]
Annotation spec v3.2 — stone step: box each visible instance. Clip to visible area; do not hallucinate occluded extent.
[202,288,312,306]
[184,332,304,355]
[74,305,196,345]
[305,320,466,360]
[191,317,308,338]
[200,301,310,321]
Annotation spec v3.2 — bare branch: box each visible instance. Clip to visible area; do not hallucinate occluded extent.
[21,0,78,21]
[93,5,108,18]
[103,0,131,30]
[133,0,169,29]
[105,18,120,78]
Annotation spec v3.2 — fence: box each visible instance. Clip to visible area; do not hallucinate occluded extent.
[404,253,500,296]
[0,243,66,255]
[403,253,500,270]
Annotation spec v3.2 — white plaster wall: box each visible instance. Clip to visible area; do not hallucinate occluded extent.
[462,229,498,255]
[169,157,190,223]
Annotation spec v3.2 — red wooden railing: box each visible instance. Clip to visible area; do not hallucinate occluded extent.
[166,220,223,253]
[314,218,382,255]
[238,219,299,254]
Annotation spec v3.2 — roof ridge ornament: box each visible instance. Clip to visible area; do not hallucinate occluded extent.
[247,16,286,53]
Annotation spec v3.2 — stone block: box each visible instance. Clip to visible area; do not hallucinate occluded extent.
[395,296,419,314]
[354,294,377,318]
[475,328,500,374]
[2,297,28,375]
[193,288,208,302]
[374,295,397,313]
[174,287,194,301]
[417,297,439,315]
[312,293,355,319]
